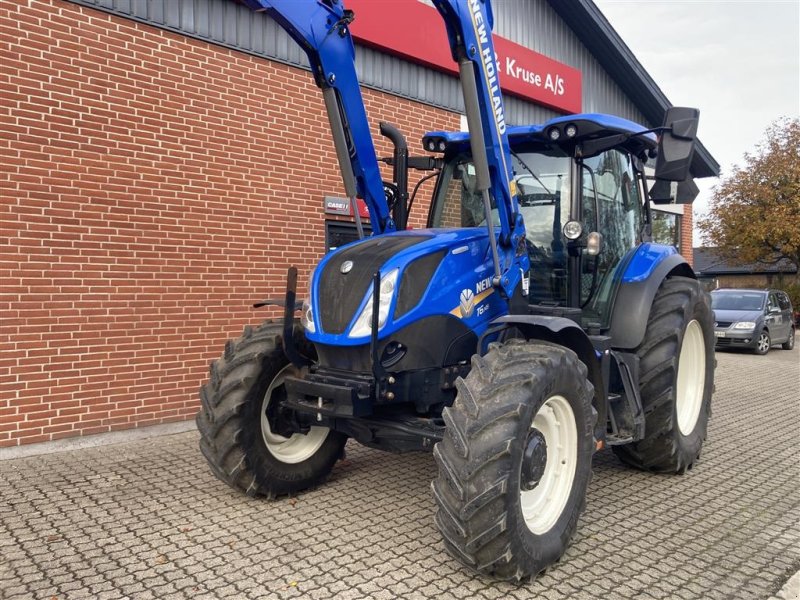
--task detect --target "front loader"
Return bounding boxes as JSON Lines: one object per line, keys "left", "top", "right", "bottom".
{"left": 196, "top": 0, "right": 714, "bottom": 581}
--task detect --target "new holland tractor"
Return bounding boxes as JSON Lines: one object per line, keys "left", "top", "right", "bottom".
{"left": 196, "top": 0, "right": 714, "bottom": 580}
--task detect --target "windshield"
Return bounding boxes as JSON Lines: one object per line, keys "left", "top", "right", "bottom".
{"left": 513, "top": 151, "right": 571, "bottom": 249}
{"left": 711, "top": 291, "right": 765, "bottom": 311}
{"left": 430, "top": 150, "right": 571, "bottom": 238}
{"left": 429, "top": 150, "right": 571, "bottom": 305}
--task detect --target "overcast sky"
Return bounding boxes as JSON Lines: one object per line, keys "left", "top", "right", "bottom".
{"left": 594, "top": 0, "right": 800, "bottom": 245}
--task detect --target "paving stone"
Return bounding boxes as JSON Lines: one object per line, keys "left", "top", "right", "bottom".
{"left": 1, "top": 349, "right": 798, "bottom": 599}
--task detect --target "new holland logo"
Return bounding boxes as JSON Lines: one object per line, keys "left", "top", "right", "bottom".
{"left": 340, "top": 260, "right": 354, "bottom": 274}
{"left": 459, "top": 288, "right": 475, "bottom": 318}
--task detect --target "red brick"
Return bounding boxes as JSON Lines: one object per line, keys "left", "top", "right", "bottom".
{"left": 0, "top": 0, "right": 452, "bottom": 445}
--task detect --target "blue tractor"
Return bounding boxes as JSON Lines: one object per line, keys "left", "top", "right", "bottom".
{"left": 197, "top": 0, "right": 714, "bottom": 581}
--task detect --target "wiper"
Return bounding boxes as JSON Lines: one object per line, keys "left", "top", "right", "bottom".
{"left": 511, "top": 151, "right": 553, "bottom": 197}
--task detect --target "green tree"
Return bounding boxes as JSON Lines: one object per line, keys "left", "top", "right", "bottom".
{"left": 698, "top": 116, "right": 800, "bottom": 269}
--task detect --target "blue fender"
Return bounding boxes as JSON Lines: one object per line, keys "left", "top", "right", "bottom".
{"left": 490, "top": 314, "right": 603, "bottom": 401}
{"left": 609, "top": 243, "right": 696, "bottom": 349}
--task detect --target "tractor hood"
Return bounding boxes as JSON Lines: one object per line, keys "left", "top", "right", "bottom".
{"left": 304, "top": 228, "right": 509, "bottom": 346}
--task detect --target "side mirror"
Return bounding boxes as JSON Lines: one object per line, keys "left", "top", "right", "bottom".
{"left": 654, "top": 107, "right": 699, "bottom": 182}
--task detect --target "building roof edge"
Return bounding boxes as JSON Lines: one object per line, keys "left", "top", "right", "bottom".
{"left": 546, "top": 0, "right": 720, "bottom": 178}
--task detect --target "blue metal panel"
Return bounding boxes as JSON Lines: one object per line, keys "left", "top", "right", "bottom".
{"left": 622, "top": 243, "right": 678, "bottom": 283}
{"left": 306, "top": 228, "right": 508, "bottom": 345}
{"left": 426, "top": 112, "right": 656, "bottom": 153}
{"left": 239, "top": 0, "right": 393, "bottom": 233}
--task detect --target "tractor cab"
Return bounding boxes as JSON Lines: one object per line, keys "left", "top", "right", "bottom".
{"left": 424, "top": 113, "right": 674, "bottom": 332}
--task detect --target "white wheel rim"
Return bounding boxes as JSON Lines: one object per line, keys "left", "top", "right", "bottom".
{"left": 260, "top": 364, "right": 329, "bottom": 464}
{"left": 676, "top": 320, "right": 706, "bottom": 435}
{"left": 757, "top": 333, "right": 770, "bottom": 353}
{"left": 520, "top": 395, "right": 578, "bottom": 535}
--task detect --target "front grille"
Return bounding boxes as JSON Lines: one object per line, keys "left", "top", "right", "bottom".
{"left": 715, "top": 321, "right": 733, "bottom": 329}
{"left": 318, "top": 235, "right": 429, "bottom": 334}
{"left": 394, "top": 250, "right": 446, "bottom": 320}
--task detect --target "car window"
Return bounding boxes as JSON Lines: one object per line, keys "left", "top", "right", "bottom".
{"left": 777, "top": 293, "right": 791, "bottom": 311}
{"left": 768, "top": 293, "right": 779, "bottom": 312}
{"left": 710, "top": 291, "right": 765, "bottom": 311}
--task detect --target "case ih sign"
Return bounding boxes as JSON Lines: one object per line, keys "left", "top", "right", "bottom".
{"left": 347, "top": 0, "right": 582, "bottom": 114}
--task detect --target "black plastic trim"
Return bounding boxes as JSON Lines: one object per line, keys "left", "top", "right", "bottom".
{"left": 492, "top": 316, "right": 602, "bottom": 393}
{"left": 394, "top": 250, "right": 446, "bottom": 320}
{"left": 318, "top": 235, "right": 427, "bottom": 334}
{"left": 608, "top": 254, "right": 695, "bottom": 349}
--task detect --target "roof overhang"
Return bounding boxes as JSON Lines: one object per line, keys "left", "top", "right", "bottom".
{"left": 547, "top": 0, "right": 720, "bottom": 179}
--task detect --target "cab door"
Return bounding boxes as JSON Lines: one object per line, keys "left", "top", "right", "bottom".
{"left": 578, "top": 149, "right": 643, "bottom": 329}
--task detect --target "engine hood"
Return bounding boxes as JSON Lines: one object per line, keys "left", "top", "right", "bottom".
{"left": 305, "top": 228, "right": 508, "bottom": 345}
{"left": 712, "top": 309, "right": 763, "bottom": 323}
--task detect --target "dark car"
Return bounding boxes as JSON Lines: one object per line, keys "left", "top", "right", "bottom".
{"left": 711, "top": 289, "right": 796, "bottom": 354}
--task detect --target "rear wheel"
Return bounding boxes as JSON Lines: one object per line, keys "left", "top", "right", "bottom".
{"left": 755, "top": 330, "right": 771, "bottom": 355}
{"left": 432, "top": 340, "right": 594, "bottom": 581}
{"left": 613, "top": 277, "right": 714, "bottom": 473}
{"left": 782, "top": 328, "right": 795, "bottom": 350}
{"left": 196, "top": 321, "right": 347, "bottom": 497}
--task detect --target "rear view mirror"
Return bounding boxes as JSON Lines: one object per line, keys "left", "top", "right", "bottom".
{"left": 654, "top": 107, "right": 699, "bottom": 182}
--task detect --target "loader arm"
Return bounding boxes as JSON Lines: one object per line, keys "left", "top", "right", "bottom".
{"left": 242, "top": 0, "right": 394, "bottom": 234}
{"left": 431, "top": 0, "right": 526, "bottom": 298}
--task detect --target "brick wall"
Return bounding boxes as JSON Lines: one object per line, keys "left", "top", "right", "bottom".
{"left": 681, "top": 208, "right": 693, "bottom": 266}
{"left": 0, "top": 0, "right": 459, "bottom": 446}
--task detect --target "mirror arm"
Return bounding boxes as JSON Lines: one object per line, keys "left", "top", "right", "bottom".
{"left": 630, "top": 126, "right": 670, "bottom": 138}
{"left": 640, "top": 172, "right": 653, "bottom": 242}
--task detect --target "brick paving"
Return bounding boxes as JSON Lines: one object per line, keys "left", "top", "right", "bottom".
{"left": 1, "top": 347, "right": 798, "bottom": 599}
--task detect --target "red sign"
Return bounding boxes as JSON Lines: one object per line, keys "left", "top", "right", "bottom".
{"left": 347, "top": 0, "right": 581, "bottom": 114}
{"left": 323, "top": 196, "right": 370, "bottom": 220}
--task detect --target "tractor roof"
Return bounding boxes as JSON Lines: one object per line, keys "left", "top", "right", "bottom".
{"left": 423, "top": 113, "right": 658, "bottom": 159}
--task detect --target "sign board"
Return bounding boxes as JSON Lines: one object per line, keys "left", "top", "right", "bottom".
{"left": 323, "top": 196, "right": 371, "bottom": 219}
{"left": 347, "top": 0, "right": 582, "bottom": 114}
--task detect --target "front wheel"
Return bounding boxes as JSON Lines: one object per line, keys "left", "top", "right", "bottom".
{"left": 196, "top": 321, "right": 347, "bottom": 498}
{"left": 782, "top": 328, "right": 795, "bottom": 350}
{"left": 755, "top": 330, "right": 771, "bottom": 355}
{"left": 432, "top": 340, "right": 594, "bottom": 581}
{"left": 613, "top": 277, "right": 714, "bottom": 473}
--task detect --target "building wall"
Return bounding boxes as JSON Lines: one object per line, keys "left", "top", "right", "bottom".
{"left": 2, "top": 0, "right": 696, "bottom": 446}
{"left": 701, "top": 273, "right": 800, "bottom": 291}
{"left": 0, "top": 0, "right": 458, "bottom": 446}
{"left": 69, "top": 0, "right": 652, "bottom": 128}
{"left": 681, "top": 209, "right": 694, "bottom": 266}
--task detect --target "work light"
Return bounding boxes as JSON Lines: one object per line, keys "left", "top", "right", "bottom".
{"left": 563, "top": 220, "right": 582, "bottom": 240}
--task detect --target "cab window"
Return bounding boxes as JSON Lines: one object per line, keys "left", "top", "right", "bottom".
{"left": 580, "top": 150, "right": 643, "bottom": 327}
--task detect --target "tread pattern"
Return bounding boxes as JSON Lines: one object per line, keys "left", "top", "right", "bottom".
{"left": 432, "top": 340, "right": 594, "bottom": 581}
{"left": 196, "top": 320, "right": 345, "bottom": 498}
{"left": 613, "top": 277, "right": 714, "bottom": 473}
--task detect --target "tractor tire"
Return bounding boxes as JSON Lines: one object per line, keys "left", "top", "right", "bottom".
{"left": 613, "top": 277, "right": 714, "bottom": 474}
{"left": 781, "top": 328, "right": 795, "bottom": 350}
{"left": 432, "top": 340, "right": 594, "bottom": 582}
{"left": 755, "top": 330, "right": 771, "bottom": 355}
{"left": 196, "top": 321, "right": 347, "bottom": 498}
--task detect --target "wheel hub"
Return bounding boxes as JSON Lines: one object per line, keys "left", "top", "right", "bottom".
{"left": 521, "top": 428, "right": 548, "bottom": 491}
{"left": 260, "top": 364, "right": 330, "bottom": 464}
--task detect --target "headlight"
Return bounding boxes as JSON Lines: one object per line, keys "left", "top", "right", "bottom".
{"left": 349, "top": 269, "right": 399, "bottom": 338}
{"left": 733, "top": 321, "right": 756, "bottom": 330}
{"left": 563, "top": 220, "right": 583, "bottom": 240}
{"left": 300, "top": 298, "right": 315, "bottom": 333}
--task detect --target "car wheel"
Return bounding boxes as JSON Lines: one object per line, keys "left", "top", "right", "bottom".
{"left": 755, "top": 330, "right": 771, "bottom": 355}
{"left": 782, "top": 328, "right": 795, "bottom": 350}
